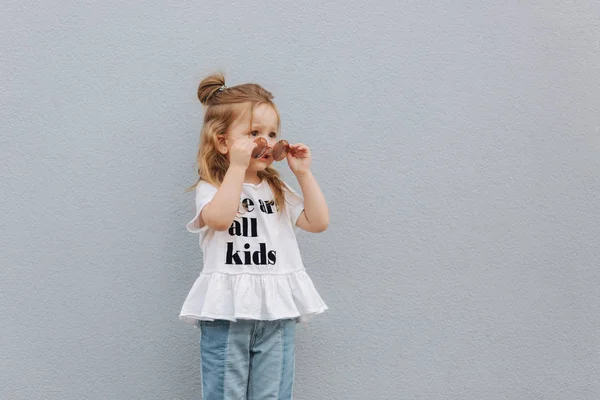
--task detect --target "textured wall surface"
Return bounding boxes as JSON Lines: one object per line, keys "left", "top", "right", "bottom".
{"left": 2, "top": 1, "right": 599, "bottom": 399}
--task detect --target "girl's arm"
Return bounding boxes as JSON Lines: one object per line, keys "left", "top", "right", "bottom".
{"left": 295, "top": 171, "right": 330, "bottom": 233}
{"left": 201, "top": 139, "right": 256, "bottom": 231}
{"left": 287, "top": 143, "right": 329, "bottom": 233}
{"left": 200, "top": 165, "right": 246, "bottom": 231}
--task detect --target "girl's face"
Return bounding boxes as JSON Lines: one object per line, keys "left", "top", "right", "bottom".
{"left": 225, "top": 103, "right": 280, "bottom": 172}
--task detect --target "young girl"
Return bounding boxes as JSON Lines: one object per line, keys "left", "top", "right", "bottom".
{"left": 180, "top": 73, "right": 329, "bottom": 399}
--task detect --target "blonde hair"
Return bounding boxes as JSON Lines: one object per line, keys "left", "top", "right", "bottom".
{"left": 189, "top": 73, "right": 290, "bottom": 212}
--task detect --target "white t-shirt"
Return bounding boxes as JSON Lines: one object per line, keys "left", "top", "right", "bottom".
{"left": 179, "top": 179, "right": 328, "bottom": 324}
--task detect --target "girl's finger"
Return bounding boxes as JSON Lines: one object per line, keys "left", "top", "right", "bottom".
{"left": 290, "top": 146, "right": 308, "bottom": 156}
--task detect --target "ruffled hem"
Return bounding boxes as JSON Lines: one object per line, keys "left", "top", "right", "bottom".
{"left": 179, "top": 269, "right": 328, "bottom": 325}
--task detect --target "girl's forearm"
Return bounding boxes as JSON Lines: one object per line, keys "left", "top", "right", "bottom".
{"left": 296, "top": 171, "right": 329, "bottom": 229}
{"left": 202, "top": 165, "right": 246, "bottom": 231}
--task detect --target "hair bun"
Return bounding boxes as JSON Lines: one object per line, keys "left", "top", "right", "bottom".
{"left": 198, "top": 73, "right": 226, "bottom": 105}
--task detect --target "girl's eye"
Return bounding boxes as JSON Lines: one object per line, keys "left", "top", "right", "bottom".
{"left": 269, "top": 132, "right": 277, "bottom": 138}
{"left": 249, "top": 130, "right": 259, "bottom": 137}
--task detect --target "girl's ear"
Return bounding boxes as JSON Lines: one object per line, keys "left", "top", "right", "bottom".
{"left": 217, "top": 136, "right": 229, "bottom": 155}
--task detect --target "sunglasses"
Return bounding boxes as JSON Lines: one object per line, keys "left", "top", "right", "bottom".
{"left": 227, "top": 137, "right": 290, "bottom": 161}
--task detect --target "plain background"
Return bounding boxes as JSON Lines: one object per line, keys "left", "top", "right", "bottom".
{"left": 2, "top": 1, "right": 599, "bottom": 399}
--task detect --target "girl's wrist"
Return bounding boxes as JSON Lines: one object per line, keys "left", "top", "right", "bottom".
{"left": 294, "top": 170, "right": 313, "bottom": 179}
{"left": 228, "top": 164, "right": 247, "bottom": 174}
{"left": 225, "top": 164, "right": 247, "bottom": 184}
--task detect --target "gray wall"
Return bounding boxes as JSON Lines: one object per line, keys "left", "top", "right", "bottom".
{"left": 2, "top": 1, "right": 599, "bottom": 399}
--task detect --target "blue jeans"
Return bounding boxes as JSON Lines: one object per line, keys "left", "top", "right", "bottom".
{"left": 199, "top": 318, "right": 296, "bottom": 400}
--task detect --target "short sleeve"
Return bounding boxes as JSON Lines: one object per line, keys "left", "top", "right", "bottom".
{"left": 284, "top": 183, "right": 305, "bottom": 226}
{"left": 186, "top": 181, "right": 218, "bottom": 233}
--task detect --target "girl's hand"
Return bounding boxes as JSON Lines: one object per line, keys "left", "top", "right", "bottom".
{"left": 229, "top": 139, "right": 257, "bottom": 169}
{"left": 287, "top": 143, "right": 312, "bottom": 176}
